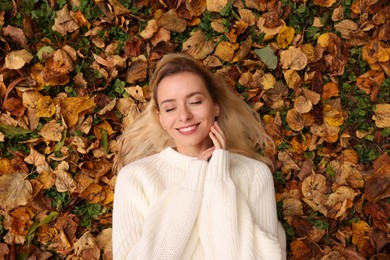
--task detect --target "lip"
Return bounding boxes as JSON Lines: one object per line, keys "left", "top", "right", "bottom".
{"left": 176, "top": 124, "right": 199, "bottom": 135}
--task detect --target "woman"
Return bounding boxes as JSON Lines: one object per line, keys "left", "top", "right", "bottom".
{"left": 113, "top": 53, "right": 286, "bottom": 259}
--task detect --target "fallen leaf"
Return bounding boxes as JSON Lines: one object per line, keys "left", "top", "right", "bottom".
{"left": 280, "top": 46, "right": 308, "bottom": 70}
{"left": 206, "top": 0, "right": 228, "bottom": 12}
{"left": 352, "top": 221, "right": 375, "bottom": 257}
{"left": 126, "top": 61, "right": 148, "bottom": 84}
{"left": 5, "top": 49, "right": 33, "bottom": 70}
{"left": 39, "top": 120, "right": 64, "bottom": 142}
{"left": 52, "top": 5, "right": 79, "bottom": 36}
{"left": 0, "top": 172, "right": 33, "bottom": 211}
{"left": 2, "top": 25, "right": 29, "bottom": 49}
{"left": 140, "top": 19, "right": 158, "bottom": 39}
{"left": 283, "top": 69, "right": 302, "bottom": 90}
{"left": 313, "top": 0, "right": 336, "bottom": 7}
{"left": 365, "top": 165, "right": 390, "bottom": 202}
{"left": 372, "top": 103, "right": 390, "bottom": 128}
{"left": 330, "top": 160, "right": 364, "bottom": 189}
{"left": 57, "top": 96, "right": 96, "bottom": 128}
{"left": 322, "top": 82, "right": 339, "bottom": 99}
{"left": 3, "top": 97, "right": 26, "bottom": 117}
{"left": 254, "top": 44, "right": 278, "bottom": 70}
{"left": 277, "top": 26, "right": 295, "bottom": 49}
{"left": 214, "top": 41, "right": 239, "bottom": 62}
{"left": 157, "top": 10, "right": 187, "bottom": 33}
{"left": 182, "top": 30, "right": 214, "bottom": 60}
{"left": 36, "top": 96, "right": 56, "bottom": 118}
{"left": 294, "top": 96, "right": 313, "bottom": 114}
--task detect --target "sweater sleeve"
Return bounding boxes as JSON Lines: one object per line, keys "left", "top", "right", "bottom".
{"left": 198, "top": 149, "right": 282, "bottom": 260}
{"left": 113, "top": 160, "right": 207, "bottom": 260}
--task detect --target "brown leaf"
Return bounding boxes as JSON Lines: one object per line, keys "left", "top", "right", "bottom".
{"left": 372, "top": 103, "right": 390, "bottom": 128}
{"left": 10, "top": 207, "right": 33, "bottom": 236}
{"left": 352, "top": 221, "right": 375, "bottom": 257}
{"left": 2, "top": 25, "right": 29, "bottom": 49}
{"left": 206, "top": 0, "right": 228, "bottom": 12}
{"left": 158, "top": 10, "right": 187, "bottom": 33}
{"left": 183, "top": 30, "right": 214, "bottom": 60}
{"left": 282, "top": 198, "right": 303, "bottom": 217}
{"left": 330, "top": 160, "right": 364, "bottom": 189}
{"left": 3, "top": 97, "right": 26, "bottom": 117}
{"left": 294, "top": 96, "right": 313, "bottom": 114}
{"left": 283, "top": 69, "right": 302, "bottom": 90}
{"left": 39, "top": 120, "right": 64, "bottom": 142}
{"left": 0, "top": 172, "right": 33, "bottom": 211}
{"left": 52, "top": 5, "right": 79, "bottom": 36}
{"left": 126, "top": 61, "right": 148, "bottom": 84}
{"left": 150, "top": 27, "right": 171, "bottom": 47}
{"left": 280, "top": 46, "right": 308, "bottom": 70}
{"left": 140, "top": 19, "right": 158, "bottom": 39}
{"left": 0, "top": 159, "right": 15, "bottom": 175}
{"left": 186, "top": 0, "right": 207, "bottom": 16}
{"left": 365, "top": 164, "right": 390, "bottom": 202}
{"left": 356, "top": 70, "right": 385, "bottom": 94}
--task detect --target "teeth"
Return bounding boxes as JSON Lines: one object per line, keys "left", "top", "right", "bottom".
{"left": 179, "top": 125, "right": 196, "bottom": 132}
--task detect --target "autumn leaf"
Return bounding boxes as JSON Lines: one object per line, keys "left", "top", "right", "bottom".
{"left": 57, "top": 96, "right": 96, "bottom": 128}
{"left": 0, "top": 172, "right": 33, "bottom": 211}
{"left": 372, "top": 103, "right": 390, "bottom": 128}
{"left": 5, "top": 49, "right": 33, "bottom": 70}
{"left": 52, "top": 5, "right": 80, "bottom": 36}
{"left": 277, "top": 26, "right": 295, "bottom": 49}
{"left": 182, "top": 30, "right": 214, "bottom": 60}
{"left": 279, "top": 46, "right": 308, "bottom": 70}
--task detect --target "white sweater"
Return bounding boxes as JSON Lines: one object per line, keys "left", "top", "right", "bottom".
{"left": 113, "top": 147, "right": 284, "bottom": 260}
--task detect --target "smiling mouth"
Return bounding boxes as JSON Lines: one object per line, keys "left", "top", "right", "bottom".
{"left": 176, "top": 124, "right": 199, "bottom": 134}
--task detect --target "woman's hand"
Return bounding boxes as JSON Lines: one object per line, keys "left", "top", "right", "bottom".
{"left": 198, "top": 121, "right": 226, "bottom": 161}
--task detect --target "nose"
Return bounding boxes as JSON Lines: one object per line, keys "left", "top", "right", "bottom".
{"left": 179, "top": 105, "right": 192, "bottom": 122}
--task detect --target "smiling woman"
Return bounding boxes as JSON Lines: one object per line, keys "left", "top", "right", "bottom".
{"left": 112, "top": 52, "right": 286, "bottom": 259}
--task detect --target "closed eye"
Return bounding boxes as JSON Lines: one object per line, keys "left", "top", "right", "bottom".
{"left": 190, "top": 101, "right": 202, "bottom": 105}
{"left": 165, "top": 107, "right": 175, "bottom": 112}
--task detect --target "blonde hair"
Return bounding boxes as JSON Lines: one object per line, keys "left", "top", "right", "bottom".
{"left": 113, "top": 53, "right": 274, "bottom": 173}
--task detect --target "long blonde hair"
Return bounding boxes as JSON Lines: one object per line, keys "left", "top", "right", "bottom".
{"left": 113, "top": 53, "right": 274, "bottom": 173}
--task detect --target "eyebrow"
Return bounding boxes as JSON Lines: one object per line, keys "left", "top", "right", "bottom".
{"left": 159, "top": 91, "right": 205, "bottom": 106}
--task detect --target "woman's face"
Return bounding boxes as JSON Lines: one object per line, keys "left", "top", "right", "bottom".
{"left": 156, "top": 72, "right": 220, "bottom": 157}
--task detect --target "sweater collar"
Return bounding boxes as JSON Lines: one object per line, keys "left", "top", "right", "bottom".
{"left": 160, "top": 147, "right": 199, "bottom": 170}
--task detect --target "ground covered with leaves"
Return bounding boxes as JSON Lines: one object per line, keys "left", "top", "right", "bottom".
{"left": 0, "top": 0, "right": 389, "bottom": 259}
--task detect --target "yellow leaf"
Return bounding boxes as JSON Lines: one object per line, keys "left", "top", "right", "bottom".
{"left": 277, "top": 26, "right": 295, "bottom": 49}
{"left": 373, "top": 103, "right": 390, "bottom": 128}
{"left": 36, "top": 96, "right": 56, "bottom": 118}
{"left": 260, "top": 73, "right": 276, "bottom": 90}
{"left": 317, "top": 33, "right": 331, "bottom": 48}
{"left": 57, "top": 96, "right": 96, "bottom": 128}
{"left": 324, "top": 105, "right": 344, "bottom": 127}
{"left": 214, "top": 41, "right": 239, "bottom": 62}
{"left": 0, "top": 158, "right": 15, "bottom": 174}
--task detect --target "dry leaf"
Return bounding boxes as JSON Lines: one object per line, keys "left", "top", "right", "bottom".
{"left": 372, "top": 103, "right": 390, "bottom": 128}
{"left": 2, "top": 25, "right": 29, "bottom": 49}
{"left": 39, "top": 120, "right": 64, "bottom": 142}
{"left": 206, "top": 0, "right": 228, "bottom": 12}
{"left": 57, "top": 96, "right": 96, "bottom": 128}
{"left": 313, "top": 0, "right": 336, "bottom": 7}
{"left": 5, "top": 49, "right": 33, "bottom": 70}
{"left": 280, "top": 46, "right": 308, "bottom": 70}
{"left": 277, "top": 26, "right": 295, "bottom": 49}
{"left": 158, "top": 10, "right": 187, "bottom": 33}
{"left": 294, "top": 96, "right": 313, "bottom": 114}
{"left": 322, "top": 82, "right": 339, "bottom": 99}
{"left": 0, "top": 172, "right": 33, "bottom": 211}
{"left": 214, "top": 41, "right": 239, "bottom": 62}
{"left": 140, "top": 20, "right": 158, "bottom": 39}
{"left": 52, "top": 5, "right": 79, "bottom": 36}
{"left": 183, "top": 30, "right": 214, "bottom": 60}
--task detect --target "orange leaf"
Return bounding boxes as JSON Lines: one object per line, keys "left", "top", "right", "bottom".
{"left": 214, "top": 41, "right": 239, "bottom": 62}
{"left": 322, "top": 82, "right": 339, "bottom": 99}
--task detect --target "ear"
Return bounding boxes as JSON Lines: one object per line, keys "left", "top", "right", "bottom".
{"left": 214, "top": 103, "right": 220, "bottom": 117}
{"left": 156, "top": 110, "right": 165, "bottom": 129}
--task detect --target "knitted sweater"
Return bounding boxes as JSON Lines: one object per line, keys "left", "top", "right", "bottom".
{"left": 113, "top": 147, "right": 283, "bottom": 260}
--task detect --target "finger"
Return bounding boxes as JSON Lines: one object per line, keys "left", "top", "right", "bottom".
{"left": 210, "top": 125, "right": 226, "bottom": 149}
{"left": 209, "top": 130, "right": 225, "bottom": 149}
